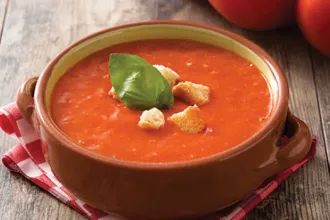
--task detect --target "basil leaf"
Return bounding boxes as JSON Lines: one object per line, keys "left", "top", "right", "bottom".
{"left": 109, "top": 53, "right": 174, "bottom": 110}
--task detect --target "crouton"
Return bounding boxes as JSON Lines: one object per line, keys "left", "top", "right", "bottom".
{"left": 108, "top": 87, "right": 120, "bottom": 101}
{"left": 168, "top": 105, "right": 205, "bottom": 134}
{"left": 153, "top": 64, "right": 179, "bottom": 87}
{"left": 172, "top": 81, "right": 210, "bottom": 106}
{"left": 138, "top": 108, "right": 165, "bottom": 129}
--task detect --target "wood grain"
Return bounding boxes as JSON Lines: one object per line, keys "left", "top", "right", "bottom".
{"left": 0, "top": 0, "right": 88, "bottom": 218}
{"left": 311, "top": 49, "right": 330, "bottom": 170}
{"left": 0, "top": 0, "right": 8, "bottom": 43}
{"left": 0, "top": 0, "right": 329, "bottom": 220}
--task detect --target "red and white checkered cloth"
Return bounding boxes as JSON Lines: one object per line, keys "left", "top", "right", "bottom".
{"left": 0, "top": 103, "right": 316, "bottom": 220}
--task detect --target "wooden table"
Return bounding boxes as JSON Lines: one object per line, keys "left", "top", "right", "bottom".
{"left": 0, "top": 1, "right": 329, "bottom": 219}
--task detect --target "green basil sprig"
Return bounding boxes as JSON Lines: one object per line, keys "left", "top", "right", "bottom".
{"left": 109, "top": 53, "right": 174, "bottom": 110}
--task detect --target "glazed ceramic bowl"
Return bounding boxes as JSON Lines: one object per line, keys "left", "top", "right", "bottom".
{"left": 17, "top": 21, "right": 311, "bottom": 219}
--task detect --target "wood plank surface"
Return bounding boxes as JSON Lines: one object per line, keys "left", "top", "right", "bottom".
{"left": 0, "top": 0, "right": 8, "bottom": 43}
{"left": 311, "top": 50, "right": 330, "bottom": 167}
{"left": 0, "top": 0, "right": 329, "bottom": 220}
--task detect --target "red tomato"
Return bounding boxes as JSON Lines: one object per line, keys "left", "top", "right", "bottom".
{"left": 297, "top": 0, "right": 330, "bottom": 57}
{"left": 209, "top": 0, "right": 296, "bottom": 30}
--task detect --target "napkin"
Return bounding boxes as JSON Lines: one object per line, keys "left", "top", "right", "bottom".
{"left": 0, "top": 103, "right": 316, "bottom": 220}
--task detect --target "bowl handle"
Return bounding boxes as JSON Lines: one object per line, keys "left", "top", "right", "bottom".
{"left": 16, "top": 77, "right": 39, "bottom": 125}
{"left": 260, "top": 111, "right": 312, "bottom": 179}
{"left": 276, "top": 112, "right": 312, "bottom": 167}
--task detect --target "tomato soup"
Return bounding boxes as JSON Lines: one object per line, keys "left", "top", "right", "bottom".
{"left": 51, "top": 39, "right": 273, "bottom": 162}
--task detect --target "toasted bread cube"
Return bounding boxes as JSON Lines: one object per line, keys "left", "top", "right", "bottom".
{"left": 168, "top": 105, "right": 205, "bottom": 133}
{"left": 108, "top": 87, "right": 120, "bottom": 101}
{"left": 153, "top": 64, "right": 179, "bottom": 87}
{"left": 139, "top": 108, "right": 165, "bottom": 129}
{"left": 172, "top": 81, "right": 210, "bottom": 106}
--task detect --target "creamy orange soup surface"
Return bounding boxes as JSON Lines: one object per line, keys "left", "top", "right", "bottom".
{"left": 51, "top": 39, "right": 273, "bottom": 163}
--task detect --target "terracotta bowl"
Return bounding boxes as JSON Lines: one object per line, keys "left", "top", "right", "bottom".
{"left": 16, "top": 21, "right": 311, "bottom": 219}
